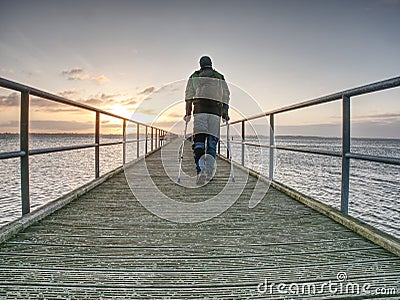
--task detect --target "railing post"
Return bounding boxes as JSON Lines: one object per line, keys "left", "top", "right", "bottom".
{"left": 157, "top": 129, "right": 159, "bottom": 148}
{"left": 218, "top": 140, "right": 220, "bottom": 155}
{"left": 156, "top": 129, "right": 158, "bottom": 149}
{"left": 269, "top": 114, "right": 275, "bottom": 180}
{"left": 145, "top": 126, "right": 148, "bottom": 154}
{"left": 341, "top": 95, "right": 351, "bottom": 214}
{"left": 151, "top": 127, "right": 154, "bottom": 152}
{"left": 122, "top": 120, "right": 126, "bottom": 165}
{"left": 136, "top": 123, "right": 140, "bottom": 158}
{"left": 241, "top": 120, "right": 245, "bottom": 166}
{"left": 95, "top": 112, "right": 100, "bottom": 178}
{"left": 226, "top": 126, "right": 229, "bottom": 158}
{"left": 20, "top": 91, "right": 30, "bottom": 215}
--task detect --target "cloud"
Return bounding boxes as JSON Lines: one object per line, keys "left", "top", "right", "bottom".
{"left": 0, "top": 90, "right": 138, "bottom": 115}
{"left": 71, "top": 92, "right": 138, "bottom": 112}
{"left": 138, "top": 86, "right": 156, "bottom": 95}
{"left": 353, "top": 112, "right": 400, "bottom": 121}
{"left": 84, "top": 97, "right": 104, "bottom": 106}
{"left": 165, "top": 112, "right": 182, "bottom": 118}
{"left": 82, "top": 93, "right": 118, "bottom": 106}
{"left": 137, "top": 108, "right": 158, "bottom": 116}
{"left": 58, "top": 88, "right": 80, "bottom": 98}
{"left": 0, "top": 92, "right": 79, "bottom": 112}
{"left": 61, "top": 68, "right": 90, "bottom": 80}
{"left": 0, "top": 92, "right": 19, "bottom": 107}
{"left": 61, "top": 68, "right": 109, "bottom": 83}
{"left": 330, "top": 112, "right": 400, "bottom": 123}
{"left": 101, "top": 122, "right": 123, "bottom": 129}
{"left": 0, "top": 120, "right": 94, "bottom": 132}
{"left": 125, "top": 99, "right": 138, "bottom": 105}
{"left": 92, "top": 75, "right": 109, "bottom": 84}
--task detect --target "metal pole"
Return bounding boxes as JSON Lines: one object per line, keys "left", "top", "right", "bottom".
{"left": 163, "top": 130, "right": 165, "bottom": 146}
{"left": 136, "top": 123, "right": 140, "bottom": 158}
{"left": 122, "top": 120, "right": 126, "bottom": 164}
{"left": 226, "top": 119, "right": 235, "bottom": 182}
{"left": 218, "top": 140, "right": 220, "bottom": 155}
{"left": 177, "top": 120, "right": 189, "bottom": 183}
{"left": 151, "top": 127, "right": 154, "bottom": 151}
{"left": 341, "top": 95, "right": 351, "bottom": 214}
{"left": 20, "top": 91, "right": 30, "bottom": 215}
{"left": 95, "top": 112, "right": 100, "bottom": 178}
{"left": 241, "top": 120, "right": 245, "bottom": 166}
{"left": 269, "top": 114, "right": 275, "bottom": 180}
{"left": 155, "top": 129, "right": 158, "bottom": 149}
{"left": 226, "top": 126, "right": 229, "bottom": 158}
{"left": 145, "top": 126, "right": 148, "bottom": 154}
{"left": 157, "top": 129, "right": 160, "bottom": 148}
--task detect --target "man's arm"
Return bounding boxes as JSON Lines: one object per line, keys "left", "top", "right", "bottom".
{"left": 220, "top": 74, "right": 230, "bottom": 121}
{"left": 221, "top": 76, "right": 230, "bottom": 105}
{"left": 185, "top": 75, "right": 195, "bottom": 117}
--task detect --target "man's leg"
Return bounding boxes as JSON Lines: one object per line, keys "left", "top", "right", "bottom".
{"left": 206, "top": 134, "right": 219, "bottom": 159}
{"left": 193, "top": 133, "right": 206, "bottom": 174}
{"left": 205, "top": 134, "right": 219, "bottom": 179}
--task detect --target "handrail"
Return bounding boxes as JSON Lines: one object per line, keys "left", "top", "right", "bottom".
{"left": 227, "top": 76, "right": 400, "bottom": 125}
{"left": 0, "top": 77, "right": 172, "bottom": 217}
{"left": 219, "top": 76, "right": 400, "bottom": 214}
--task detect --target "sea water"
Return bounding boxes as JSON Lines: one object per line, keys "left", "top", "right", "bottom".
{"left": 0, "top": 134, "right": 399, "bottom": 238}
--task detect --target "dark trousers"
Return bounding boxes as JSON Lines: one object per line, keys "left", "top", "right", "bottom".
{"left": 192, "top": 133, "right": 219, "bottom": 174}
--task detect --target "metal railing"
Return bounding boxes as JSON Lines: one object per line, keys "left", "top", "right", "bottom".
{"left": 220, "top": 76, "right": 400, "bottom": 214}
{"left": 0, "top": 77, "right": 170, "bottom": 216}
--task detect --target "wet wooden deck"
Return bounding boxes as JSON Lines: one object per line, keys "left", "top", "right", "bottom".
{"left": 0, "top": 139, "right": 399, "bottom": 299}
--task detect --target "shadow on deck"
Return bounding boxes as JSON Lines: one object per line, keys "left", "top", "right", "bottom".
{"left": 0, "top": 139, "right": 399, "bottom": 299}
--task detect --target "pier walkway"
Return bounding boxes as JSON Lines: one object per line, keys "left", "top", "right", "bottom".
{"left": 0, "top": 139, "right": 399, "bottom": 299}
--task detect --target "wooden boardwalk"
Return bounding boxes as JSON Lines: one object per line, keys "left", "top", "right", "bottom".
{"left": 0, "top": 139, "right": 399, "bottom": 299}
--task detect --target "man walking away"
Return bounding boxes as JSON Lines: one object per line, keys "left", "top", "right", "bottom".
{"left": 184, "top": 56, "right": 230, "bottom": 185}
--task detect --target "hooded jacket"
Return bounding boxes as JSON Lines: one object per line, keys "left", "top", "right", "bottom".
{"left": 185, "top": 67, "right": 230, "bottom": 117}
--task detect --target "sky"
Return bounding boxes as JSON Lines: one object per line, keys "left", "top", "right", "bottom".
{"left": 0, "top": 0, "right": 399, "bottom": 137}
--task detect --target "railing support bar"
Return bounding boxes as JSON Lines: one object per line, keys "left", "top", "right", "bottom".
{"left": 151, "top": 128, "right": 154, "bottom": 152}
{"left": 136, "top": 124, "right": 140, "bottom": 158}
{"left": 241, "top": 121, "right": 245, "bottom": 166}
{"left": 122, "top": 120, "right": 126, "bottom": 165}
{"left": 155, "top": 129, "right": 158, "bottom": 149}
{"left": 341, "top": 95, "right": 351, "bottom": 214}
{"left": 145, "top": 126, "right": 148, "bottom": 154}
{"left": 95, "top": 112, "right": 100, "bottom": 178}
{"left": 269, "top": 114, "right": 275, "bottom": 180}
{"left": 20, "top": 91, "right": 30, "bottom": 215}
{"left": 226, "top": 126, "right": 230, "bottom": 158}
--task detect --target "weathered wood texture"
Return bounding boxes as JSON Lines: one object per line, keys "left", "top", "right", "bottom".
{"left": 0, "top": 140, "right": 399, "bottom": 299}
